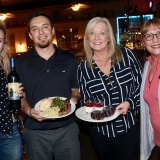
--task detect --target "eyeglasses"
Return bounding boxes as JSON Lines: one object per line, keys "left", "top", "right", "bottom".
{"left": 143, "top": 31, "right": 160, "bottom": 41}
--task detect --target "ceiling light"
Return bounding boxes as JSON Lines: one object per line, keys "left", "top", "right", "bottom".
{"left": 66, "top": 3, "right": 90, "bottom": 12}
{"left": 71, "top": 4, "right": 80, "bottom": 11}
{"left": 0, "top": 14, "right": 7, "bottom": 21}
{"left": 149, "top": 1, "right": 153, "bottom": 8}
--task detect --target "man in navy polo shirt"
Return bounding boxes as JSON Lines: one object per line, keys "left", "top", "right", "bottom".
{"left": 16, "top": 12, "right": 80, "bottom": 160}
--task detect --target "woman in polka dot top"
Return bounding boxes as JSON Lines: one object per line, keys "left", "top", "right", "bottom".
{"left": 0, "top": 20, "right": 23, "bottom": 160}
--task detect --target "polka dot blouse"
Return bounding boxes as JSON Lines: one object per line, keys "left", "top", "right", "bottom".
{"left": 0, "top": 65, "right": 14, "bottom": 133}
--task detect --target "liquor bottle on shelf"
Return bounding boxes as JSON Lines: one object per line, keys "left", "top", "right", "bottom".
{"left": 7, "top": 57, "right": 21, "bottom": 110}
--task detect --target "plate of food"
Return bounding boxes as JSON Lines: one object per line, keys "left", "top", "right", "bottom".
{"left": 35, "top": 97, "right": 76, "bottom": 119}
{"left": 75, "top": 106, "right": 120, "bottom": 123}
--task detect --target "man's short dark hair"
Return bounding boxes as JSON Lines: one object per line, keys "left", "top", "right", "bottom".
{"left": 27, "top": 12, "right": 54, "bottom": 32}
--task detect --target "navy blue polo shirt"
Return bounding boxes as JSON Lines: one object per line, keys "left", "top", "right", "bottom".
{"left": 16, "top": 45, "right": 78, "bottom": 130}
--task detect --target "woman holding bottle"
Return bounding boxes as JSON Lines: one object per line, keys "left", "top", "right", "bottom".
{"left": 140, "top": 18, "right": 160, "bottom": 160}
{"left": 0, "top": 20, "right": 23, "bottom": 160}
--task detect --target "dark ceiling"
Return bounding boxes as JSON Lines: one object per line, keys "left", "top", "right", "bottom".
{"left": 0, "top": 0, "right": 110, "bottom": 12}
{"left": 0, "top": 0, "right": 124, "bottom": 28}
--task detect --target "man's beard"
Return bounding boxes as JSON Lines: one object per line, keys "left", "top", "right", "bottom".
{"left": 37, "top": 41, "right": 50, "bottom": 48}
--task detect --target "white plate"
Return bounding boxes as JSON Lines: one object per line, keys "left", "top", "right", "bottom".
{"left": 75, "top": 107, "right": 120, "bottom": 123}
{"left": 35, "top": 97, "right": 76, "bottom": 119}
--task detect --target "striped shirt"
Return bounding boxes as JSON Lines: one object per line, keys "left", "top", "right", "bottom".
{"left": 77, "top": 47, "right": 142, "bottom": 137}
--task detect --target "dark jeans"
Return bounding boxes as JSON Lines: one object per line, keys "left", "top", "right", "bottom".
{"left": 23, "top": 122, "right": 80, "bottom": 160}
{"left": 0, "top": 122, "right": 23, "bottom": 160}
{"left": 89, "top": 125, "right": 139, "bottom": 160}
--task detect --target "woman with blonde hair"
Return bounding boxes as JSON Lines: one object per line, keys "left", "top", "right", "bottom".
{"left": 0, "top": 20, "right": 23, "bottom": 160}
{"left": 140, "top": 18, "right": 160, "bottom": 160}
{"left": 77, "top": 17, "right": 142, "bottom": 160}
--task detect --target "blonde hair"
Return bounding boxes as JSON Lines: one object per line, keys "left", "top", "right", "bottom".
{"left": 141, "top": 18, "right": 160, "bottom": 36}
{"left": 83, "top": 17, "right": 122, "bottom": 68}
{"left": 0, "top": 20, "right": 11, "bottom": 75}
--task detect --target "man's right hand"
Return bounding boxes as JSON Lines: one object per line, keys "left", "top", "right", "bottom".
{"left": 30, "top": 108, "right": 44, "bottom": 122}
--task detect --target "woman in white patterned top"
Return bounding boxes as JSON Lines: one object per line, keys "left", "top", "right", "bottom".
{"left": 77, "top": 17, "right": 142, "bottom": 160}
{"left": 0, "top": 20, "right": 23, "bottom": 160}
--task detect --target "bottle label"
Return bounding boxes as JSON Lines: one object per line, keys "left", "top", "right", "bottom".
{"left": 8, "top": 83, "right": 20, "bottom": 100}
